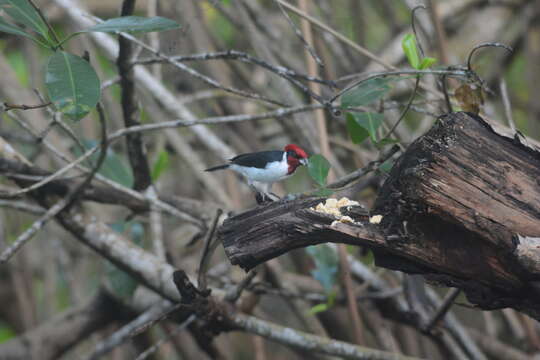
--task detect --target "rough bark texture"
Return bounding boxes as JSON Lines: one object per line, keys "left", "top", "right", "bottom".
{"left": 219, "top": 112, "right": 540, "bottom": 320}
{"left": 372, "top": 112, "right": 540, "bottom": 317}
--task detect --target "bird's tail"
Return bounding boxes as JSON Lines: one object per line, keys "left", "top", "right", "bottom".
{"left": 205, "top": 164, "right": 229, "bottom": 172}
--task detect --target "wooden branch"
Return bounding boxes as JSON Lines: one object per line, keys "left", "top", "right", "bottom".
{"left": 0, "top": 291, "right": 123, "bottom": 360}
{"left": 219, "top": 112, "right": 540, "bottom": 319}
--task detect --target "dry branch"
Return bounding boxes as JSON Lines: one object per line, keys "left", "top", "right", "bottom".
{"left": 0, "top": 291, "right": 124, "bottom": 360}
{"left": 220, "top": 112, "right": 540, "bottom": 320}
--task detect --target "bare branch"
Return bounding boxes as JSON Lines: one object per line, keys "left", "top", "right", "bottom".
{"left": 230, "top": 312, "right": 421, "bottom": 360}
{"left": 117, "top": 0, "right": 153, "bottom": 191}
{"left": 84, "top": 300, "right": 180, "bottom": 360}
{"left": 0, "top": 103, "right": 109, "bottom": 263}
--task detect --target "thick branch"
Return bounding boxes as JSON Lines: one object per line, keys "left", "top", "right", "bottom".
{"left": 219, "top": 112, "right": 540, "bottom": 320}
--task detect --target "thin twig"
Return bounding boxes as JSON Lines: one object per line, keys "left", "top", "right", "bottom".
{"left": 325, "top": 145, "right": 400, "bottom": 190}
{"left": 424, "top": 288, "right": 461, "bottom": 333}
{"left": 0, "top": 103, "right": 108, "bottom": 263}
{"left": 275, "top": 0, "right": 394, "bottom": 70}
{"left": 197, "top": 209, "right": 223, "bottom": 292}
{"left": 133, "top": 50, "right": 335, "bottom": 86}
{"left": 27, "top": 0, "right": 63, "bottom": 49}
{"left": 83, "top": 300, "right": 182, "bottom": 360}
{"left": 384, "top": 76, "right": 421, "bottom": 139}
{"left": 499, "top": 78, "right": 516, "bottom": 132}
{"left": 134, "top": 315, "right": 196, "bottom": 360}
{"left": 225, "top": 270, "right": 257, "bottom": 303}
{"left": 0, "top": 199, "right": 44, "bottom": 215}
{"left": 467, "top": 42, "right": 513, "bottom": 73}
{"left": 330, "top": 68, "right": 468, "bottom": 105}
{"left": 3, "top": 102, "right": 52, "bottom": 111}
{"left": 273, "top": 0, "right": 324, "bottom": 67}
{"left": 116, "top": 33, "right": 288, "bottom": 107}
{"left": 4, "top": 112, "right": 204, "bottom": 226}
{"left": 33, "top": 89, "right": 90, "bottom": 167}
{"left": 411, "top": 5, "right": 427, "bottom": 58}
{"left": 441, "top": 74, "right": 453, "bottom": 113}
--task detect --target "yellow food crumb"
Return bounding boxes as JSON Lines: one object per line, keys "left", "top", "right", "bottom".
{"left": 369, "top": 215, "right": 383, "bottom": 224}
{"left": 312, "top": 198, "right": 361, "bottom": 224}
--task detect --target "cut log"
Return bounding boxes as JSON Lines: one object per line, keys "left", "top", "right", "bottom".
{"left": 219, "top": 112, "right": 540, "bottom": 319}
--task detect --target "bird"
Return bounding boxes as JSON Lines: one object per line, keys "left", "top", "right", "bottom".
{"left": 205, "top": 144, "right": 309, "bottom": 202}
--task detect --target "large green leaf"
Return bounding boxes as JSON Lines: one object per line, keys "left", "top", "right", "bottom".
{"left": 341, "top": 78, "right": 391, "bottom": 109}
{"left": 0, "top": 0, "right": 49, "bottom": 40}
{"left": 348, "top": 112, "right": 384, "bottom": 143}
{"left": 45, "top": 51, "right": 100, "bottom": 120}
{"left": 346, "top": 112, "right": 369, "bottom": 144}
{"left": 85, "top": 16, "right": 180, "bottom": 34}
{"left": 74, "top": 140, "right": 134, "bottom": 188}
{"left": 308, "top": 154, "right": 331, "bottom": 187}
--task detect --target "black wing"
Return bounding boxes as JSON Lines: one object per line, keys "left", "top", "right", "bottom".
{"left": 230, "top": 150, "right": 283, "bottom": 169}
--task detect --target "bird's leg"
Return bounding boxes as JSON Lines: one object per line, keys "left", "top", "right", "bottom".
{"left": 255, "top": 192, "right": 266, "bottom": 204}
{"left": 266, "top": 192, "right": 280, "bottom": 201}
{"left": 251, "top": 182, "right": 279, "bottom": 204}
{"left": 261, "top": 182, "right": 280, "bottom": 202}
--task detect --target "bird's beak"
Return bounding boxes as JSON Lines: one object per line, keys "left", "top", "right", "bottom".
{"left": 300, "top": 158, "right": 308, "bottom": 166}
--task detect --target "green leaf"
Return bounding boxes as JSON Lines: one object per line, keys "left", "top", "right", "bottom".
{"left": 45, "top": 51, "right": 101, "bottom": 120}
{"left": 306, "top": 244, "right": 339, "bottom": 293}
{"left": 308, "top": 303, "right": 329, "bottom": 315}
{"left": 85, "top": 16, "right": 180, "bottom": 34}
{"left": 402, "top": 33, "right": 420, "bottom": 69}
{"left": 349, "top": 112, "right": 384, "bottom": 143}
{"left": 341, "top": 77, "right": 391, "bottom": 108}
{"left": 151, "top": 150, "right": 169, "bottom": 181}
{"left": 0, "top": 0, "right": 49, "bottom": 40}
{"left": 74, "top": 140, "right": 134, "bottom": 187}
{"left": 346, "top": 112, "right": 369, "bottom": 144}
{"left": 106, "top": 221, "right": 144, "bottom": 299}
{"left": 419, "top": 57, "right": 437, "bottom": 70}
{"left": 307, "top": 154, "right": 331, "bottom": 187}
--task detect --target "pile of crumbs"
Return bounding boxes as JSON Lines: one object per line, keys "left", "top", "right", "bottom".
{"left": 311, "top": 197, "right": 384, "bottom": 227}
{"left": 311, "top": 197, "right": 360, "bottom": 225}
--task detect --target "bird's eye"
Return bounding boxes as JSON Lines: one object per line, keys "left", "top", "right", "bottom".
{"left": 287, "top": 150, "right": 295, "bottom": 157}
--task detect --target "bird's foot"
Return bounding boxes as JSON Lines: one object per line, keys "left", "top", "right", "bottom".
{"left": 255, "top": 192, "right": 280, "bottom": 205}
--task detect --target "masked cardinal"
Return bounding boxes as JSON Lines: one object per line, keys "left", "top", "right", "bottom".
{"left": 205, "top": 144, "right": 309, "bottom": 202}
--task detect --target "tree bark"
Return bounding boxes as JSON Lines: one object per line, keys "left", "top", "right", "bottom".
{"left": 219, "top": 112, "right": 540, "bottom": 320}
